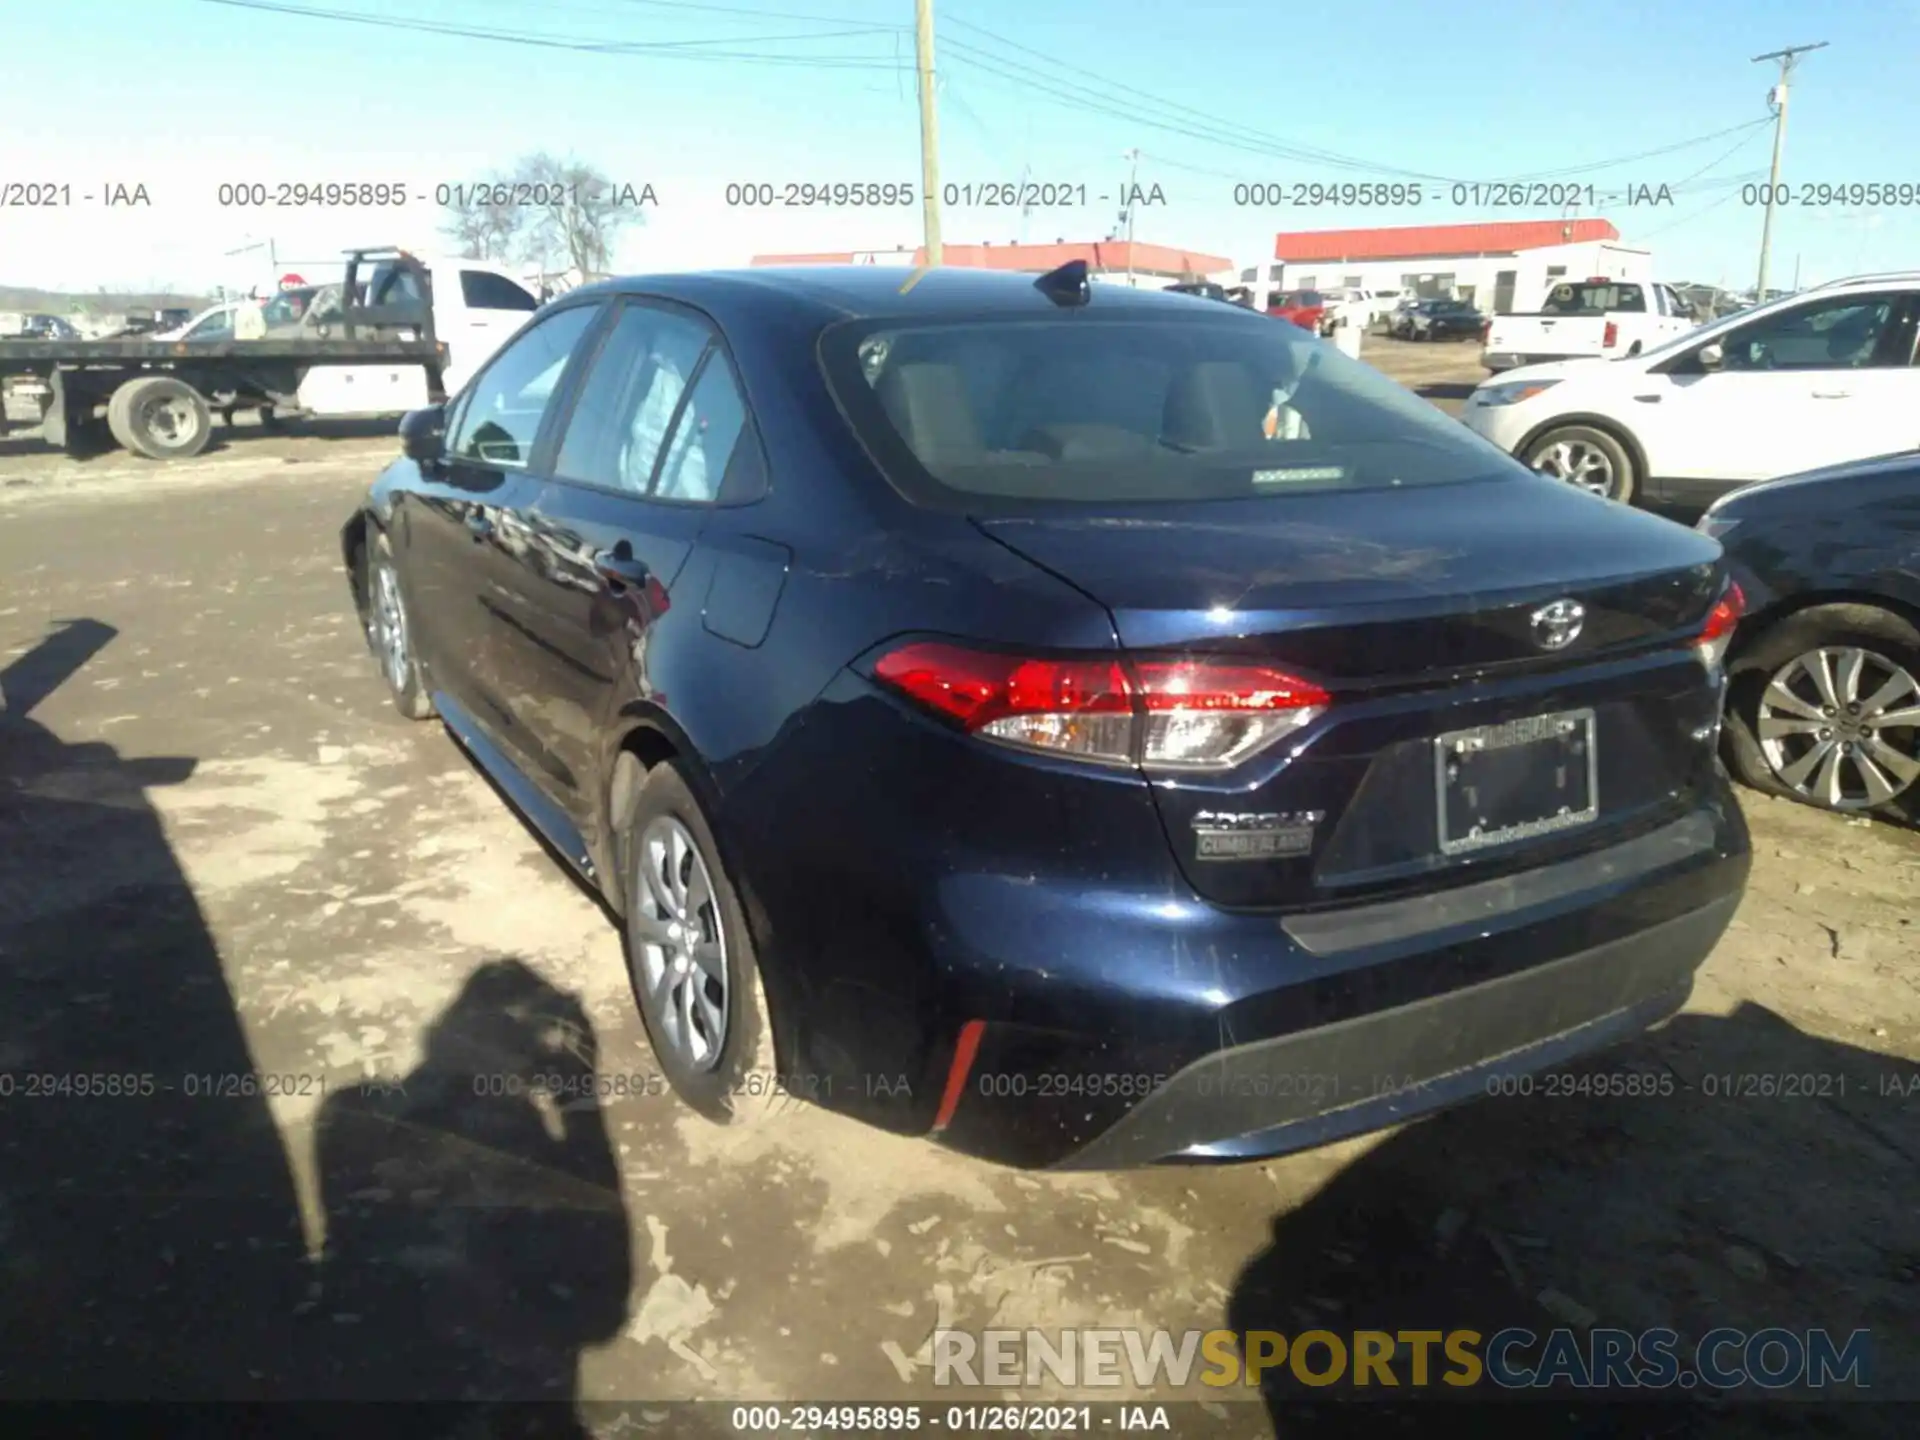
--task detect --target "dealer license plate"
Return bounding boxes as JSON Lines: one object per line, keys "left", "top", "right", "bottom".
{"left": 1435, "top": 708, "right": 1598, "bottom": 856}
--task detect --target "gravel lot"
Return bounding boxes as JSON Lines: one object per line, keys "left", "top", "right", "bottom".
{"left": 1, "top": 337, "right": 1915, "bottom": 1432}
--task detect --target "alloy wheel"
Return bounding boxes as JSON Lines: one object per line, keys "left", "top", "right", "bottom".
{"left": 632, "top": 817, "right": 729, "bottom": 1071}
{"left": 374, "top": 561, "right": 410, "bottom": 693}
{"left": 1757, "top": 645, "right": 1920, "bottom": 810}
{"left": 1530, "top": 439, "right": 1615, "bottom": 498}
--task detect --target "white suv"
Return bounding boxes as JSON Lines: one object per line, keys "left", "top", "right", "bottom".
{"left": 1460, "top": 272, "right": 1920, "bottom": 506}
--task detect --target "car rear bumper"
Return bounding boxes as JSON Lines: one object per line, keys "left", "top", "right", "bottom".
{"left": 1053, "top": 889, "right": 1731, "bottom": 1168}
{"left": 926, "top": 788, "right": 1748, "bottom": 1169}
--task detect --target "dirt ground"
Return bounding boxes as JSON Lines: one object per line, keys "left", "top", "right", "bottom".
{"left": 0, "top": 338, "right": 1915, "bottom": 1435}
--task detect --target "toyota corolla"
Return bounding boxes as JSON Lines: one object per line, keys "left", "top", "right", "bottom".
{"left": 342, "top": 261, "right": 1751, "bottom": 1170}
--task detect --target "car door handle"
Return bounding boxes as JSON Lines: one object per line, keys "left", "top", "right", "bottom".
{"left": 1811, "top": 390, "right": 1852, "bottom": 399}
{"left": 594, "top": 550, "right": 652, "bottom": 589}
{"left": 1632, "top": 394, "right": 1662, "bottom": 403}
{"left": 465, "top": 513, "right": 493, "bottom": 542}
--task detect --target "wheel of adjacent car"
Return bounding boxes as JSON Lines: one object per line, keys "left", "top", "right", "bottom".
{"left": 619, "top": 760, "right": 786, "bottom": 1128}
{"left": 366, "top": 530, "right": 434, "bottom": 720}
{"left": 1521, "top": 424, "right": 1638, "bottom": 505}
{"left": 1723, "top": 602, "right": 1920, "bottom": 820}
{"left": 106, "top": 375, "right": 212, "bottom": 460}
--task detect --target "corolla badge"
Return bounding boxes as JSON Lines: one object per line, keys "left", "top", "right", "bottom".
{"left": 1529, "top": 598, "right": 1586, "bottom": 651}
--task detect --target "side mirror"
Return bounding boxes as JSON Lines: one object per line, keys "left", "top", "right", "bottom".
{"left": 1698, "top": 342, "right": 1725, "bottom": 371}
{"left": 399, "top": 404, "right": 446, "bottom": 463}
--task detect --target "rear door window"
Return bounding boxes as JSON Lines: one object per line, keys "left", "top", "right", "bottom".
{"left": 553, "top": 303, "right": 714, "bottom": 494}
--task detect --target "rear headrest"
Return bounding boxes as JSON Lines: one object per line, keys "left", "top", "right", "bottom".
{"left": 876, "top": 361, "right": 981, "bottom": 459}
{"left": 1162, "top": 362, "right": 1267, "bottom": 451}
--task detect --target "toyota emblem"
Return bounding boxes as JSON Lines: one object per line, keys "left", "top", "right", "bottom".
{"left": 1530, "top": 598, "right": 1586, "bottom": 651}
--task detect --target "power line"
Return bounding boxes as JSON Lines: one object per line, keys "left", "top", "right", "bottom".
{"left": 940, "top": 23, "right": 1771, "bottom": 186}
{"left": 189, "top": 0, "right": 906, "bottom": 65}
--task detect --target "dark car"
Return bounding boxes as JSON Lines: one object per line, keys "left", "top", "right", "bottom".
{"left": 342, "top": 262, "right": 1751, "bottom": 1170}
{"left": 1398, "top": 299, "right": 1485, "bottom": 341}
{"left": 1699, "top": 450, "right": 1920, "bottom": 820}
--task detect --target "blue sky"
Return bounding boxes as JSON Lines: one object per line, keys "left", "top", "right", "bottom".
{"left": 2, "top": 0, "right": 1914, "bottom": 293}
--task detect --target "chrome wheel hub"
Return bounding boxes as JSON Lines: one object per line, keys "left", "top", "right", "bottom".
{"left": 1531, "top": 439, "right": 1615, "bottom": 497}
{"left": 1758, "top": 645, "right": 1920, "bottom": 810}
{"left": 140, "top": 394, "right": 202, "bottom": 448}
{"left": 374, "top": 561, "right": 410, "bottom": 692}
{"left": 632, "top": 817, "right": 728, "bottom": 1071}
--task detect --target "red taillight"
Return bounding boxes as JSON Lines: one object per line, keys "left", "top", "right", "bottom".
{"left": 1700, "top": 581, "right": 1744, "bottom": 643}
{"left": 871, "top": 642, "right": 1330, "bottom": 771}
{"left": 1695, "top": 580, "right": 1744, "bottom": 668}
{"left": 1602, "top": 320, "right": 1620, "bottom": 349}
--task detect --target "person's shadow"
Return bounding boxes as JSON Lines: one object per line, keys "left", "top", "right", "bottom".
{"left": 1, "top": 623, "right": 633, "bottom": 1435}
{"left": 303, "top": 958, "right": 633, "bottom": 1434}
{"left": 1227, "top": 1003, "right": 1919, "bottom": 1436}
{"left": 0, "top": 619, "right": 308, "bottom": 1397}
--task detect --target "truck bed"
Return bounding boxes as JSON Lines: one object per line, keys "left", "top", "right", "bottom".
{"left": 0, "top": 335, "right": 446, "bottom": 374}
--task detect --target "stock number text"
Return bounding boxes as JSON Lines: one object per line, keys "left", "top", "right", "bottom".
{"left": 1743, "top": 182, "right": 1920, "bottom": 208}
{"left": 218, "top": 181, "right": 407, "bottom": 207}
{"left": 724, "top": 181, "right": 915, "bottom": 207}
{"left": 1234, "top": 181, "right": 1423, "bottom": 208}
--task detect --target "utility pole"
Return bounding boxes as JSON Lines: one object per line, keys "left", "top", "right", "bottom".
{"left": 1752, "top": 41, "right": 1826, "bottom": 301}
{"left": 913, "top": 0, "right": 943, "bottom": 266}
{"left": 1122, "top": 148, "right": 1140, "bottom": 287}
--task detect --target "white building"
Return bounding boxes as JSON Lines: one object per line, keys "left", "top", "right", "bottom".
{"left": 1242, "top": 219, "right": 1652, "bottom": 314}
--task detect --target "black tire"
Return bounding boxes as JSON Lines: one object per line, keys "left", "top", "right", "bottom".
{"left": 365, "top": 530, "right": 434, "bottom": 720}
{"left": 620, "top": 760, "right": 786, "bottom": 1129}
{"left": 1723, "top": 602, "right": 1920, "bottom": 821}
{"left": 1520, "top": 423, "right": 1638, "bottom": 505}
{"left": 106, "top": 375, "right": 212, "bottom": 460}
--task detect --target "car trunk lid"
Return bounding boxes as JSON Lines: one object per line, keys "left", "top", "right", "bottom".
{"left": 974, "top": 479, "right": 1730, "bottom": 908}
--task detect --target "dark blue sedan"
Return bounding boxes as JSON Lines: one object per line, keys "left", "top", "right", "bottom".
{"left": 342, "top": 261, "right": 1752, "bottom": 1170}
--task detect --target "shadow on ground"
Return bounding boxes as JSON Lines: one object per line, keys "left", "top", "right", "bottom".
{"left": 0, "top": 622, "right": 631, "bottom": 1431}
{"left": 1226, "top": 1004, "right": 1918, "bottom": 1437}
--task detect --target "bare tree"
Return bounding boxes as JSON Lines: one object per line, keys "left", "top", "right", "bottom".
{"left": 437, "top": 182, "right": 525, "bottom": 262}
{"left": 512, "top": 152, "right": 643, "bottom": 278}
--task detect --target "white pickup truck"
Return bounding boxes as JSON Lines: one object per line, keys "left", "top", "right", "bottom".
{"left": 1482, "top": 279, "right": 1700, "bottom": 373}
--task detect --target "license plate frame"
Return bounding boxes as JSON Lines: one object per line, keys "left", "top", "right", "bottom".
{"left": 1434, "top": 707, "right": 1599, "bottom": 857}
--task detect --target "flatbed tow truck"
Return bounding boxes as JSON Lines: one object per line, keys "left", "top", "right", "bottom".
{"left": 0, "top": 247, "right": 450, "bottom": 461}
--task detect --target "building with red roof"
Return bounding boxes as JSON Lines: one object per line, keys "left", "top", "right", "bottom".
{"left": 1240, "top": 218, "right": 1650, "bottom": 315}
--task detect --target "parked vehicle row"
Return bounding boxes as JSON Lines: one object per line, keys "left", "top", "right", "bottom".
{"left": 343, "top": 260, "right": 1752, "bottom": 1174}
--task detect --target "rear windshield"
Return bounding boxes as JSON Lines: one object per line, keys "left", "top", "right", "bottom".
{"left": 819, "top": 312, "right": 1520, "bottom": 507}
{"left": 1541, "top": 282, "right": 1646, "bottom": 315}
